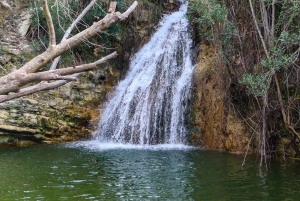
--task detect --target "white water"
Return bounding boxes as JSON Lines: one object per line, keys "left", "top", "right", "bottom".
{"left": 94, "top": 2, "right": 194, "bottom": 145}
{"left": 69, "top": 140, "right": 196, "bottom": 151}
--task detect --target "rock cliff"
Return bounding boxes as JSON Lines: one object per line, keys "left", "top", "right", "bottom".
{"left": 188, "top": 44, "right": 252, "bottom": 154}
{"left": 0, "top": 0, "right": 179, "bottom": 146}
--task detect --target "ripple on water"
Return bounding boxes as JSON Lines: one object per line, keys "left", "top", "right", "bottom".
{"left": 1, "top": 143, "right": 300, "bottom": 200}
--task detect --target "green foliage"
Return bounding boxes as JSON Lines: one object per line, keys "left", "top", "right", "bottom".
{"left": 220, "top": 21, "right": 235, "bottom": 64}
{"left": 239, "top": 1, "right": 300, "bottom": 98}
{"left": 19, "top": 55, "right": 26, "bottom": 64}
{"left": 65, "top": 117, "right": 72, "bottom": 123}
{"left": 263, "top": 0, "right": 273, "bottom": 3}
{"left": 221, "top": 22, "right": 235, "bottom": 46}
{"left": 73, "top": 95, "right": 83, "bottom": 103}
{"left": 276, "top": 1, "right": 300, "bottom": 35}
{"left": 261, "top": 48, "right": 297, "bottom": 71}
{"left": 240, "top": 74, "right": 268, "bottom": 97}
{"left": 278, "top": 31, "right": 300, "bottom": 47}
{"left": 187, "top": 0, "right": 227, "bottom": 42}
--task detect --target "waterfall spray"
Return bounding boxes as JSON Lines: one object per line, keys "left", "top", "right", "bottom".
{"left": 95, "top": 3, "right": 194, "bottom": 145}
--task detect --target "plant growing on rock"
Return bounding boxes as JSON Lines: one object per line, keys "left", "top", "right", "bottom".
{"left": 187, "top": 0, "right": 227, "bottom": 43}
{"left": 0, "top": 0, "right": 138, "bottom": 103}
{"left": 239, "top": 0, "right": 300, "bottom": 165}
{"left": 188, "top": 0, "right": 300, "bottom": 165}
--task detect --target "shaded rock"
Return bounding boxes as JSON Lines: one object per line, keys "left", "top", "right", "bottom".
{"left": 19, "top": 12, "right": 30, "bottom": 37}
{"left": 188, "top": 44, "right": 251, "bottom": 154}
{"left": 0, "top": 0, "right": 173, "bottom": 147}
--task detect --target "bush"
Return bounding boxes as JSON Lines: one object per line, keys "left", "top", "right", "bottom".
{"left": 187, "top": 0, "right": 227, "bottom": 42}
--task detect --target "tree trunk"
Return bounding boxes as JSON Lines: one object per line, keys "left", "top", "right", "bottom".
{"left": 0, "top": 0, "right": 138, "bottom": 102}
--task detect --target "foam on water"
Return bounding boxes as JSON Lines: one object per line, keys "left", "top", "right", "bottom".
{"left": 68, "top": 141, "right": 196, "bottom": 151}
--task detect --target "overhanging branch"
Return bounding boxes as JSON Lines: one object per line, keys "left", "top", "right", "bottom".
{"left": 50, "top": 0, "right": 97, "bottom": 70}
{"left": 0, "top": 73, "right": 84, "bottom": 103}
{"left": 0, "top": 1, "right": 138, "bottom": 97}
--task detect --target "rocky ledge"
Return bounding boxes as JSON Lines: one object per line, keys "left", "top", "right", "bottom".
{"left": 0, "top": 0, "right": 180, "bottom": 147}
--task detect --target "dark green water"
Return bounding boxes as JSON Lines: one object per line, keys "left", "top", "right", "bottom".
{"left": 0, "top": 141, "right": 299, "bottom": 201}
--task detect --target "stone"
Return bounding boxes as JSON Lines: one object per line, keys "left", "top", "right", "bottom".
{"left": 7, "top": 48, "right": 21, "bottom": 56}
{"left": 19, "top": 12, "right": 30, "bottom": 37}
{"left": 0, "top": 0, "right": 169, "bottom": 147}
{"left": 0, "top": 110, "right": 8, "bottom": 118}
{"left": 188, "top": 44, "right": 251, "bottom": 154}
{"left": 0, "top": 0, "right": 12, "bottom": 11}
{"left": 0, "top": 55, "right": 12, "bottom": 65}
{"left": 0, "top": 124, "right": 39, "bottom": 134}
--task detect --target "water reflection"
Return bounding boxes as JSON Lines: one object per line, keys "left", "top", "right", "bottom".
{"left": 0, "top": 144, "right": 300, "bottom": 200}
{"left": 91, "top": 148, "right": 195, "bottom": 199}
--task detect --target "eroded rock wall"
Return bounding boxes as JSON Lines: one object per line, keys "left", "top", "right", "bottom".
{"left": 0, "top": 0, "right": 180, "bottom": 146}
{"left": 188, "top": 44, "right": 251, "bottom": 154}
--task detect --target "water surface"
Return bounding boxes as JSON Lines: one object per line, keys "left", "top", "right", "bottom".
{"left": 0, "top": 142, "right": 299, "bottom": 200}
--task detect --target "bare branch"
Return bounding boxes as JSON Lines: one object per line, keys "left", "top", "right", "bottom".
{"left": 0, "top": 1, "right": 138, "bottom": 96}
{"left": 122, "top": 1, "right": 138, "bottom": 19}
{"left": 34, "top": 1, "right": 47, "bottom": 49}
{"left": 25, "top": 73, "right": 78, "bottom": 82}
{"left": 42, "top": 0, "right": 56, "bottom": 47}
{"left": 0, "top": 51, "right": 117, "bottom": 103}
{"left": 248, "top": 0, "right": 269, "bottom": 58}
{"left": 26, "top": 1, "right": 137, "bottom": 74}
{"left": 25, "top": 52, "right": 117, "bottom": 82}
{"left": 0, "top": 73, "right": 84, "bottom": 103}
{"left": 108, "top": 1, "right": 117, "bottom": 13}
{"left": 50, "top": 0, "right": 97, "bottom": 70}
{"left": 288, "top": 125, "right": 300, "bottom": 140}
{"left": 0, "top": 0, "right": 12, "bottom": 10}
{"left": 274, "top": 73, "right": 288, "bottom": 126}
{"left": 259, "top": 0, "right": 270, "bottom": 44}
{"left": 271, "top": 0, "right": 276, "bottom": 38}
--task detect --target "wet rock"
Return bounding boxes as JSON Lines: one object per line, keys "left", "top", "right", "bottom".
{"left": 188, "top": 44, "right": 251, "bottom": 154}
{"left": 0, "top": 0, "right": 176, "bottom": 147}
{"left": 0, "top": 124, "right": 39, "bottom": 134}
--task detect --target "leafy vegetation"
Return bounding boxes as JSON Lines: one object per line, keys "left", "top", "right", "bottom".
{"left": 187, "top": 0, "right": 227, "bottom": 42}
{"left": 188, "top": 0, "right": 300, "bottom": 163}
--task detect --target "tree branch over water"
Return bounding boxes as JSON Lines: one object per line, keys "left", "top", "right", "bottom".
{"left": 0, "top": 0, "right": 138, "bottom": 103}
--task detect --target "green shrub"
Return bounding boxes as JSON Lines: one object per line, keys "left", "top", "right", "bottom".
{"left": 239, "top": 1, "right": 300, "bottom": 98}
{"left": 240, "top": 73, "right": 268, "bottom": 97}
{"left": 187, "top": 0, "right": 227, "bottom": 42}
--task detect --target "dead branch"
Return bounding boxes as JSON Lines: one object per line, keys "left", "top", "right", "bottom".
{"left": 2, "top": 0, "right": 98, "bottom": 103}
{"left": 42, "top": 0, "right": 56, "bottom": 47}
{"left": 0, "top": 1, "right": 138, "bottom": 102}
{"left": 288, "top": 126, "right": 300, "bottom": 140}
{"left": 0, "top": 73, "right": 84, "bottom": 103}
{"left": 50, "top": 0, "right": 97, "bottom": 70}
{"left": 24, "top": 52, "right": 117, "bottom": 83}
{"left": 248, "top": 0, "right": 269, "bottom": 58}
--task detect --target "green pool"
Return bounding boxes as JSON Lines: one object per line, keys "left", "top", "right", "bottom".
{"left": 0, "top": 141, "right": 299, "bottom": 200}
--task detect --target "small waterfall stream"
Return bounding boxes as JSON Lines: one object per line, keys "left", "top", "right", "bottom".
{"left": 95, "top": 3, "right": 194, "bottom": 145}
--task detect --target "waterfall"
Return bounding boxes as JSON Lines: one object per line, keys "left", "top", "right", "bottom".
{"left": 95, "top": 3, "right": 194, "bottom": 145}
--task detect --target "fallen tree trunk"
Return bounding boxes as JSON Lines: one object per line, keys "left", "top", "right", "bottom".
{"left": 0, "top": 0, "right": 138, "bottom": 102}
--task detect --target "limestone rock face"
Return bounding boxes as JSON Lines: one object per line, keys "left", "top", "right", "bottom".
{"left": 0, "top": 0, "right": 180, "bottom": 147}
{"left": 0, "top": 0, "right": 33, "bottom": 74}
{"left": 188, "top": 44, "right": 251, "bottom": 154}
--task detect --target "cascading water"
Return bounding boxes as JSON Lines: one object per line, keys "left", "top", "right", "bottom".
{"left": 95, "top": 2, "right": 194, "bottom": 145}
